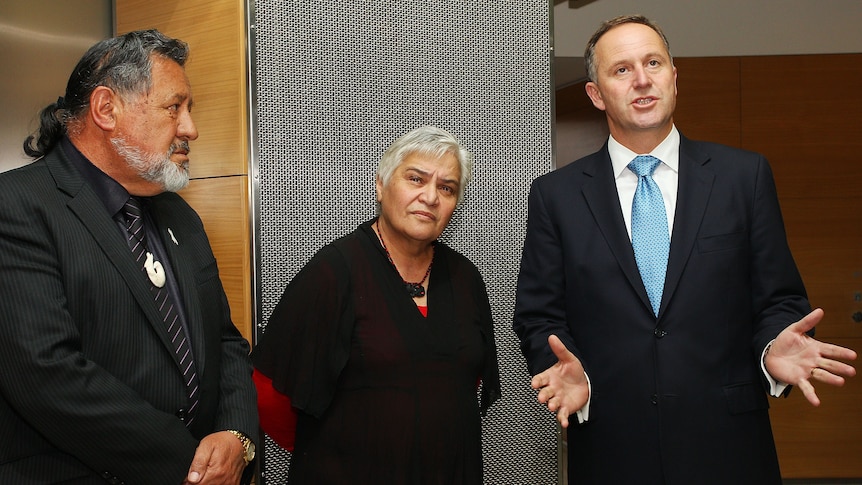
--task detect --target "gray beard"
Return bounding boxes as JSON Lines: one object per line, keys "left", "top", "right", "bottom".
{"left": 111, "top": 137, "right": 190, "bottom": 192}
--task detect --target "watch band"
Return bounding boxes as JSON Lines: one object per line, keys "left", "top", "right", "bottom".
{"left": 226, "top": 429, "right": 255, "bottom": 465}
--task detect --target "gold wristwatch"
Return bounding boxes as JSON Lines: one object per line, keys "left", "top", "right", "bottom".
{"left": 226, "top": 430, "right": 256, "bottom": 465}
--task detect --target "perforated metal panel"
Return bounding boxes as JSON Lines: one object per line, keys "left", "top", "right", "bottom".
{"left": 249, "top": 1, "right": 556, "bottom": 483}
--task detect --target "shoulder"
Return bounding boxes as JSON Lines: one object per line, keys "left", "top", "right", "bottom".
{"left": 434, "top": 240, "right": 466, "bottom": 263}
{"left": 0, "top": 155, "right": 74, "bottom": 228}
{"left": 148, "top": 191, "right": 196, "bottom": 214}
{"left": 147, "top": 191, "right": 205, "bottom": 232}
{"left": 435, "top": 241, "right": 483, "bottom": 279}
{"left": 532, "top": 148, "right": 607, "bottom": 191}
{"left": 679, "top": 136, "right": 775, "bottom": 193}
{"left": 0, "top": 157, "right": 55, "bottom": 199}
{"left": 296, "top": 223, "right": 371, "bottom": 281}
{"left": 324, "top": 222, "right": 374, "bottom": 261}
{"left": 681, "top": 136, "right": 766, "bottom": 167}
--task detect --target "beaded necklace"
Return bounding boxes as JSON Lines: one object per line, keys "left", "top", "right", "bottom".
{"left": 376, "top": 220, "right": 433, "bottom": 298}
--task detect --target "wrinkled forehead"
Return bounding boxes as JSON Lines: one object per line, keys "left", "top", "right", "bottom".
{"left": 146, "top": 57, "right": 192, "bottom": 97}
{"left": 593, "top": 25, "right": 666, "bottom": 74}
{"left": 599, "top": 23, "right": 667, "bottom": 56}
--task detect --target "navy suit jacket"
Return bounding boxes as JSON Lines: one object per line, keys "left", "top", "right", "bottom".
{"left": 0, "top": 146, "right": 258, "bottom": 484}
{"left": 514, "top": 135, "right": 810, "bottom": 484}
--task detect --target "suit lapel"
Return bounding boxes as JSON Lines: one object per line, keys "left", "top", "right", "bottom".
{"left": 579, "top": 149, "right": 652, "bottom": 311}
{"left": 47, "top": 150, "right": 191, "bottom": 370}
{"left": 580, "top": 139, "right": 716, "bottom": 319}
{"left": 661, "top": 137, "right": 714, "bottom": 318}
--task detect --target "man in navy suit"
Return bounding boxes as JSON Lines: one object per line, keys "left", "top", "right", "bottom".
{"left": 0, "top": 30, "right": 257, "bottom": 484}
{"left": 513, "top": 15, "right": 856, "bottom": 484}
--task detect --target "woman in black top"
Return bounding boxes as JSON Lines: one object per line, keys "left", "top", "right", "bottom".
{"left": 252, "top": 125, "right": 501, "bottom": 485}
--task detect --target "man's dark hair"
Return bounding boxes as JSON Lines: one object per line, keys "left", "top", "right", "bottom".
{"left": 584, "top": 15, "right": 672, "bottom": 84}
{"left": 23, "top": 29, "right": 189, "bottom": 158}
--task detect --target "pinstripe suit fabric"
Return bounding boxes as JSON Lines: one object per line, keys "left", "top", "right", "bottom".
{"left": 0, "top": 146, "right": 258, "bottom": 484}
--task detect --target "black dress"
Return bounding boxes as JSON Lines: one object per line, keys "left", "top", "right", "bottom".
{"left": 253, "top": 219, "right": 501, "bottom": 485}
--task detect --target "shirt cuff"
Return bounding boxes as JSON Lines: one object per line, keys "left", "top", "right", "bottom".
{"left": 761, "top": 340, "right": 789, "bottom": 397}
{"left": 575, "top": 371, "right": 591, "bottom": 424}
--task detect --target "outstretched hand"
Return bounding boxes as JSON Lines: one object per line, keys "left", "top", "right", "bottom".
{"left": 531, "top": 335, "right": 590, "bottom": 428}
{"left": 765, "top": 308, "right": 857, "bottom": 406}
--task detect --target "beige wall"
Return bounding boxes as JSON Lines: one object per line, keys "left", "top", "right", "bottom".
{"left": 553, "top": 0, "right": 862, "bottom": 58}
{"left": 0, "top": 0, "right": 113, "bottom": 172}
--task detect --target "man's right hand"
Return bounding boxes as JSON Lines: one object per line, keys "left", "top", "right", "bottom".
{"left": 531, "top": 335, "right": 590, "bottom": 428}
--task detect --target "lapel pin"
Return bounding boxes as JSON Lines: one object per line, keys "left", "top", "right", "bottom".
{"left": 168, "top": 228, "right": 179, "bottom": 246}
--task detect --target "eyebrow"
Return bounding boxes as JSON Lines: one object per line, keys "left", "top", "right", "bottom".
{"left": 404, "top": 166, "right": 460, "bottom": 187}
{"left": 165, "top": 92, "right": 191, "bottom": 107}
{"left": 607, "top": 48, "right": 669, "bottom": 63}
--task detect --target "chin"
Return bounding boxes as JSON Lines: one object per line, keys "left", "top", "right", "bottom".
{"left": 420, "top": 229, "right": 445, "bottom": 243}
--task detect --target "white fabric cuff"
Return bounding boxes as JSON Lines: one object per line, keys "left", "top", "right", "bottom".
{"left": 762, "top": 339, "right": 789, "bottom": 397}
{"left": 575, "top": 371, "right": 591, "bottom": 424}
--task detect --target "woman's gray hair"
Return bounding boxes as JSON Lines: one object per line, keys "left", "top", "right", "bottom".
{"left": 376, "top": 125, "right": 473, "bottom": 204}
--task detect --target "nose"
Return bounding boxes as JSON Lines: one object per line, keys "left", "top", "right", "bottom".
{"left": 632, "top": 66, "right": 651, "bottom": 88}
{"left": 418, "top": 181, "right": 439, "bottom": 206}
{"left": 178, "top": 110, "right": 199, "bottom": 141}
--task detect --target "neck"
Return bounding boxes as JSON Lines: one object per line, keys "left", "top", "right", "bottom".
{"left": 610, "top": 124, "right": 673, "bottom": 155}
{"left": 375, "top": 218, "right": 432, "bottom": 255}
{"left": 70, "top": 131, "right": 164, "bottom": 197}
{"left": 374, "top": 219, "right": 434, "bottom": 281}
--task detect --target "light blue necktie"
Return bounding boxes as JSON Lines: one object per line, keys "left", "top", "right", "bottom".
{"left": 628, "top": 155, "right": 669, "bottom": 316}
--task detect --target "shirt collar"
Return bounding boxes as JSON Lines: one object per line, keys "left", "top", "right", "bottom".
{"left": 609, "top": 125, "right": 680, "bottom": 178}
{"left": 61, "top": 136, "right": 131, "bottom": 218}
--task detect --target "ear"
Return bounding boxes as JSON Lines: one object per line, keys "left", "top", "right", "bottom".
{"left": 375, "top": 176, "right": 384, "bottom": 202}
{"left": 585, "top": 81, "right": 606, "bottom": 111}
{"left": 89, "top": 86, "right": 118, "bottom": 131}
{"left": 673, "top": 65, "right": 679, "bottom": 96}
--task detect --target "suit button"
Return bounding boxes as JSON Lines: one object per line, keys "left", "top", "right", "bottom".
{"left": 176, "top": 408, "right": 187, "bottom": 422}
{"left": 653, "top": 328, "right": 667, "bottom": 338}
{"left": 101, "top": 472, "right": 123, "bottom": 484}
{"left": 651, "top": 394, "right": 658, "bottom": 405}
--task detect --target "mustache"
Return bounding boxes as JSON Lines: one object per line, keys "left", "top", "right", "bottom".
{"left": 169, "top": 141, "right": 191, "bottom": 155}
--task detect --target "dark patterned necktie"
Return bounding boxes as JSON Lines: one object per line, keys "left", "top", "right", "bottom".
{"left": 122, "top": 197, "right": 200, "bottom": 426}
{"left": 628, "top": 155, "right": 670, "bottom": 317}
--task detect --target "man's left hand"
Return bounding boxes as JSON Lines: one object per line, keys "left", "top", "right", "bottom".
{"left": 765, "top": 308, "right": 857, "bottom": 406}
{"left": 183, "top": 431, "right": 246, "bottom": 485}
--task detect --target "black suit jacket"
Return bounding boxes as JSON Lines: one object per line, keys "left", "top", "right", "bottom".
{"left": 0, "top": 146, "right": 258, "bottom": 484}
{"left": 513, "top": 135, "right": 810, "bottom": 484}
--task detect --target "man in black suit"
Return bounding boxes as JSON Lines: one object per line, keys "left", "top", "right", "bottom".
{"left": 513, "top": 15, "right": 856, "bottom": 484}
{"left": 0, "top": 30, "right": 257, "bottom": 484}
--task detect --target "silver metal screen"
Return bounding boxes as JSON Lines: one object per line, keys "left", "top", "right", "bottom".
{"left": 249, "top": 1, "right": 556, "bottom": 483}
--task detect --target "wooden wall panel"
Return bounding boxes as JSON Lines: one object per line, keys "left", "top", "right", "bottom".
{"left": 771, "top": 337, "right": 862, "bottom": 478}
{"left": 115, "top": 0, "right": 252, "bottom": 341}
{"left": 740, "top": 54, "right": 862, "bottom": 200}
{"left": 554, "top": 86, "right": 608, "bottom": 167}
{"left": 180, "top": 177, "right": 252, "bottom": 343}
{"left": 782, "top": 197, "right": 862, "bottom": 339}
{"left": 116, "top": 0, "right": 248, "bottom": 179}
{"left": 739, "top": 55, "right": 862, "bottom": 477}
{"left": 673, "top": 57, "right": 741, "bottom": 147}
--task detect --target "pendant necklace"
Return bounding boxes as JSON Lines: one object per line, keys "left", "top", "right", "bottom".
{"left": 376, "top": 221, "right": 433, "bottom": 298}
